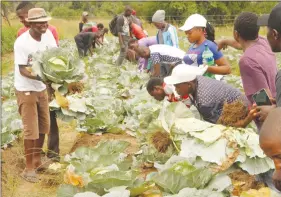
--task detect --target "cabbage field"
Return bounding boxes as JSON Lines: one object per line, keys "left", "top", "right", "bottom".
{"left": 2, "top": 37, "right": 281, "bottom": 197}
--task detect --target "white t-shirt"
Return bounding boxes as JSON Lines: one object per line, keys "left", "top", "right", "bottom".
{"left": 149, "top": 45, "right": 185, "bottom": 58}
{"left": 14, "top": 29, "right": 57, "bottom": 91}
{"left": 149, "top": 45, "right": 185, "bottom": 65}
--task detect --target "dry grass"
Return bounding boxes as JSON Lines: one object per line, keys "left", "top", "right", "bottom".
{"left": 70, "top": 132, "right": 139, "bottom": 154}
{"left": 151, "top": 131, "right": 172, "bottom": 153}
{"left": 1, "top": 120, "right": 78, "bottom": 197}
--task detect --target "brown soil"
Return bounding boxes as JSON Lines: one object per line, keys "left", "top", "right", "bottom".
{"left": 229, "top": 169, "right": 265, "bottom": 196}
{"left": 67, "top": 82, "right": 84, "bottom": 94}
{"left": 151, "top": 131, "right": 172, "bottom": 153}
{"left": 70, "top": 132, "right": 140, "bottom": 154}
{"left": 1, "top": 120, "right": 78, "bottom": 197}
{"left": 217, "top": 100, "right": 249, "bottom": 127}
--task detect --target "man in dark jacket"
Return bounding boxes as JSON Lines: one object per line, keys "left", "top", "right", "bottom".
{"left": 115, "top": 5, "right": 133, "bottom": 66}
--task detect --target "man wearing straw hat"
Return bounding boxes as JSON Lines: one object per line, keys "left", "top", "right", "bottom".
{"left": 16, "top": 1, "right": 59, "bottom": 46}
{"left": 14, "top": 8, "right": 57, "bottom": 183}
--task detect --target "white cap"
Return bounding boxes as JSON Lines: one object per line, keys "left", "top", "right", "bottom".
{"left": 179, "top": 14, "right": 207, "bottom": 31}
{"left": 164, "top": 64, "right": 208, "bottom": 85}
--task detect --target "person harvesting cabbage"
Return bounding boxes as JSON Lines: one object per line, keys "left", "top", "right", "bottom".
{"left": 146, "top": 77, "right": 191, "bottom": 107}
{"left": 164, "top": 64, "right": 255, "bottom": 127}
{"left": 74, "top": 31, "right": 102, "bottom": 57}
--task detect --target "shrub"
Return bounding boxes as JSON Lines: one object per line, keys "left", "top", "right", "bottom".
{"left": 51, "top": 7, "right": 82, "bottom": 18}
{"left": 1, "top": 24, "right": 19, "bottom": 55}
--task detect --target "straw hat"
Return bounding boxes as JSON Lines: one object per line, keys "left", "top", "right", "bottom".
{"left": 25, "top": 8, "right": 51, "bottom": 22}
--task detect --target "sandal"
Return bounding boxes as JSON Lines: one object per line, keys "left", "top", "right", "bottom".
{"left": 35, "top": 157, "right": 54, "bottom": 173}
{"left": 20, "top": 170, "right": 39, "bottom": 183}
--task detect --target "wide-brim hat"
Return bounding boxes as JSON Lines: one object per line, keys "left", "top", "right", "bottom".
{"left": 25, "top": 8, "right": 52, "bottom": 22}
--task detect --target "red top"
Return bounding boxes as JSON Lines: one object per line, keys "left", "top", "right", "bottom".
{"left": 82, "top": 26, "right": 99, "bottom": 33}
{"left": 132, "top": 10, "right": 136, "bottom": 15}
{"left": 131, "top": 23, "right": 146, "bottom": 40}
{"left": 17, "top": 25, "right": 59, "bottom": 46}
{"left": 163, "top": 83, "right": 190, "bottom": 107}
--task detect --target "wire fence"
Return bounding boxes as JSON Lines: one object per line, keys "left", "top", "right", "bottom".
{"left": 46, "top": 14, "right": 262, "bottom": 26}
{"left": 7, "top": 14, "right": 264, "bottom": 26}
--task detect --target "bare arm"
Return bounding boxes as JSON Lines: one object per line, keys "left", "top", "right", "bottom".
{"left": 151, "top": 63, "right": 161, "bottom": 77}
{"left": 232, "top": 113, "right": 253, "bottom": 128}
{"left": 19, "top": 65, "right": 41, "bottom": 81}
{"left": 88, "top": 45, "right": 93, "bottom": 56}
{"left": 232, "top": 106, "right": 257, "bottom": 128}
{"left": 117, "top": 16, "right": 125, "bottom": 48}
{"left": 207, "top": 57, "right": 231, "bottom": 75}
{"left": 118, "top": 33, "right": 125, "bottom": 48}
{"left": 95, "top": 38, "right": 103, "bottom": 46}
{"left": 217, "top": 39, "right": 242, "bottom": 51}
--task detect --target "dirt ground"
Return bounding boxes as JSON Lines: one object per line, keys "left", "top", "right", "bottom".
{"left": 1, "top": 122, "right": 269, "bottom": 197}
{"left": 1, "top": 124, "right": 141, "bottom": 197}
{"left": 230, "top": 169, "right": 265, "bottom": 196}
{"left": 1, "top": 120, "right": 78, "bottom": 197}
{"left": 70, "top": 132, "right": 140, "bottom": 154}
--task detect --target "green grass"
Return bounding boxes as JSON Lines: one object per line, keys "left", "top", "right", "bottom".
{"left": 1, "top": 22, "right": 21, "bottom": 55}
{"left": 2, "top": 53, "right": 14, "bottom": 76}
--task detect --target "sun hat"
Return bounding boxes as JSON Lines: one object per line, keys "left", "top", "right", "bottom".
{"left": 82, "top": 11, "right": 89, "bottom": 16}
{"left": 25, "top": 8, "right": 51, "bottom": 22}
{"left": 257, "top": 2, "right": 281, "bottom": 33}
{"left": 179, "top": 14, "right": 207, "bottom": 31}
{"left": 164, "top": 64, "right": 208, "bottom": 85}
{"left": 152, "top": 10, "right": 165, "bottom": 23}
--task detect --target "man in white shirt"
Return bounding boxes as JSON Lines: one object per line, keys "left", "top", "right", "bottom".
{"left": 136, "top": 44, "right": 185, "bottom": 77}
{"left": 14, "top": 8, "right": 57, "bottom": 183}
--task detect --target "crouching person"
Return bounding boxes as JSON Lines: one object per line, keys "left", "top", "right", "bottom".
{"left": 146, "top": 77, "right": 191, "bottom": 107}
{"left": 74, "top": 31, "right": 102, "bottom": 57}
{"left": 14, "top": 8, "right": 57, "bottom": 182}
{"left": 164, "top": 64, "right": 255, "bottom": 127}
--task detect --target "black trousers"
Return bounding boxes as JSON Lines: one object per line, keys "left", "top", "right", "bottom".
{"left": 42, "top": 111, "right": 60, "bottom": 161}
{"left": 74, "top": 36, "right": 88, "bottom": 57}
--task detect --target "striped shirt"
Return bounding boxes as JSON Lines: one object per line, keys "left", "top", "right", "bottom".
{"left": 149, "top": 45, "right": 185, "bottom": 65}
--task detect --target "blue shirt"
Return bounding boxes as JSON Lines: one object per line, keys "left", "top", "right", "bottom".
{"left": 183, "top": 40, "right": 223, "bottom": 67}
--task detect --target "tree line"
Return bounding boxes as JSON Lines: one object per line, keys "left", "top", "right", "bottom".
{"left": 2, "top": 1, "right": 279, "bottom": 25}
